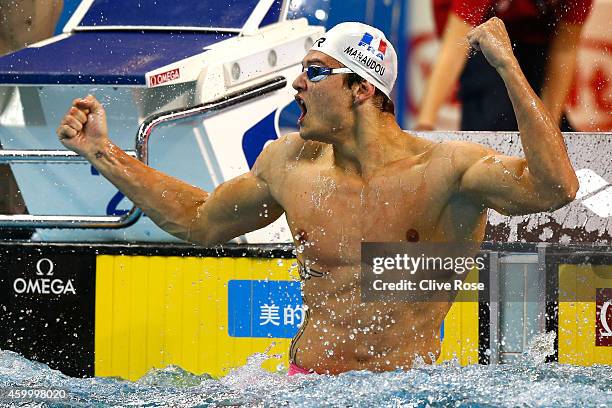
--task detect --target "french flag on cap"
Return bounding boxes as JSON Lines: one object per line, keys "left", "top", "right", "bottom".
{"left": 359, "top": 32, "right": 387, "bottom": 59}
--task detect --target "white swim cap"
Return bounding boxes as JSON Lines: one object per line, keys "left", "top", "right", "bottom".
{"left": 309, "top": 22, "right": 397, "bottom": 98}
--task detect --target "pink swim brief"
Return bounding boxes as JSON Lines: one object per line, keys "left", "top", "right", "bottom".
{"left": 287, "top": 362, "right": 313, "bottom": 376}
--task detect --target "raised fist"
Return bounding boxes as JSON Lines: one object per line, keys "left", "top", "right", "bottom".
{"left": 467, "top": 17, "right": 517, "bottom": 71}
{"left": 56, "top": 95, "right": 109, "bottom": 158}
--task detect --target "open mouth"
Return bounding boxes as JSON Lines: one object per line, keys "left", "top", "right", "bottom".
{"left": 295, "top": 96, "right": 307, "bottom": 125}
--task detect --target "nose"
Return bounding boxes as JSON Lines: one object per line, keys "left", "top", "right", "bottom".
{"left": 292, "top": 70, "right": 307, "bottom": 92}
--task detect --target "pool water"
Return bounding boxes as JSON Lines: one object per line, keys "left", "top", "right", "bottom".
{"left": 0, "top": 334, "right": 610, "bottom": 407}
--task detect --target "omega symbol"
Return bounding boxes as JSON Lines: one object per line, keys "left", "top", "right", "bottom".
{"left": 35, "top": 258, "right": 54, "bottom": 276}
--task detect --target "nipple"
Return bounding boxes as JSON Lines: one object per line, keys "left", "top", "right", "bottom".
{"left": 295, "top": 229, "right": 309, "bottom": 245}
{"left": 406, "top": 229, "right": 420, "bottom": 242}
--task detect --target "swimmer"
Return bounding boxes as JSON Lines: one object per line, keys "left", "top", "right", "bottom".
{"left": 57, "top": 18, "right": 578, "bottom": 375}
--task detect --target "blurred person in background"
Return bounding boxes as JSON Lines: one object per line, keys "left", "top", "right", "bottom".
{"left": 0, "top": 0, "right": 63, "bottom": 238}
{"left": 416, "top": 0, "right": 593, "bottom": 131}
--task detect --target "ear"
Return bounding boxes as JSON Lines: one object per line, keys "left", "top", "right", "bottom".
{"left": 351, "top": 80, "right": 376, "bottom": 105}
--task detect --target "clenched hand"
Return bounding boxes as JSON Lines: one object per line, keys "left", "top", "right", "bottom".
{"left": 467, "top": 17, "right": 517, "bottom": 71}
{"left": 56, "top": 95, "right": 109, "bottom": 158}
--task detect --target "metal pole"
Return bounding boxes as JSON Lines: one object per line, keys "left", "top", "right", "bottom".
{"left": 0, "top": 76, "right": 287, "bottom": 229}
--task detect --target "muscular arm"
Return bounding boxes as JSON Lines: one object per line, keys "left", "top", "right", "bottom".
{"left": 57, "top": 96, "right": 284, "bottom": 245}
{"left": 458, "top": 18, "right": 579, "bottom": 215}
{"left": 540, "top": 21, "right": 584, "bottom": 126}
{"left": 416, "top": 13, "right": 472, "bottom": 130}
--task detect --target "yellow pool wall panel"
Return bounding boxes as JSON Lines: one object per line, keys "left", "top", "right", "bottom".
{"left": 438, "top": 268, "right": 480, "bottom": 365}
{"left": 95, "top": 255, "right": 480, "bottom": 380}
{"left": 95, "top": 256, "right": 296, "bottom": 380}
{"left": 558, "top": 263, "right": 612, "bottom": 365}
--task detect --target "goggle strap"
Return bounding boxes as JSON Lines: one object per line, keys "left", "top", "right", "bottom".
{"left": 329, "top": 68, "right": 353, "bottom": 74}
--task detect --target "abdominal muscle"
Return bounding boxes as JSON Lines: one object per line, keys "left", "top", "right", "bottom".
{"left": 290, "top": 264, "right": 451, "bottom": 374}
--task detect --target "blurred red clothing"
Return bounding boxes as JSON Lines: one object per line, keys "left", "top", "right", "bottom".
{"left": 433, "top": 0, "right": 593, "bottom": 43}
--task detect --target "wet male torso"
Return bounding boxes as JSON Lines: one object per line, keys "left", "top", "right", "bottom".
{"left": 261, "top": 132, "right": 488, "bottom": 374}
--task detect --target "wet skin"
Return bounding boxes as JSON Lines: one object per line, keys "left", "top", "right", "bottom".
{"left": 0, "top": 0, "right": 63, "bottom": 55}
{"left": 262, "top": 132, "right": 488, "bottom": 374}
{"left": 57, "top": 18, "right": 577, "bottom": 375}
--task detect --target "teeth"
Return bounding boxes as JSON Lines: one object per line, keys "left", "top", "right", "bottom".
{"left": 296, "top": 98, "right": 306, "bottom": 113}
{"left": 295, "top": 97, "right": 306, "bottom": 124}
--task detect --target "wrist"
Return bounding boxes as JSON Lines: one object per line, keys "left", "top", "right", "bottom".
{"left": 84, "top": 139, "right": 114, "bottom": 162}
{"left": 495, "top": 56, "right": 520, "bottom": 75}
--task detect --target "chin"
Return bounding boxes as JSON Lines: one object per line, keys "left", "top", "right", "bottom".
{"left": 298, "top": 123, "right": 315, "bottom": 140}
{"left": 299, "top": 122, "right": 334, "bottom": 144}
{"left": 298, "top": 128, "right": 314, "bottom": 141}
{"left": 299, "top": 129, "right": 325, "bottom": 143}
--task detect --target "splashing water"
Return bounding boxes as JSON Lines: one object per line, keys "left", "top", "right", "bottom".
{"left": 524, "top": 331, "right": 557, "bottom": 366}
{"left": 0, "top": 341, "right": 610, "bottom": 407}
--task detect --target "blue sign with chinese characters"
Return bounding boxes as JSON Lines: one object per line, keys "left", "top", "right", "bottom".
{"left": 228, "top": 280, "right": 303, "bottom": 338}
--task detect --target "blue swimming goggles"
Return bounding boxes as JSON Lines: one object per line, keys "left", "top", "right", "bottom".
{"left": 302, "top": 65, "right": 353, "bottom": 82}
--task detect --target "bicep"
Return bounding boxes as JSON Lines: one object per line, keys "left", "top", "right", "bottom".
{"left": 189, "top": 171, "right": 284, "bottom": 245}
{"left": 460, "top": 154, "right": 554, "bottom": 215}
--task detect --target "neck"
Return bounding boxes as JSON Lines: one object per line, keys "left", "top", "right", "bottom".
{"left": 331, "top": 110, "right": 415, "bottom": 178}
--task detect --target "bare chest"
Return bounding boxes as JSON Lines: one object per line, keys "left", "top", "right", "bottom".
{"left": 276, "top": 160, "right": 460, "bottom": 264}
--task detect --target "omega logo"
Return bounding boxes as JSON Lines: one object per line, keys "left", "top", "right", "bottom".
{"left": 13, "top": 258, "right": 76, "bottom": 295}
{"left": 35, "top": 258, "right": 54, "bottom": 276}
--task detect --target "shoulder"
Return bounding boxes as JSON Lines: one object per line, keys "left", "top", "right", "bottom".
{"left": 431, "top": 139, "right": 498, "bottom": 171}
{"left": 436, "top": 140, "right": 498, "bottom": 166}
{"left": 252, "top": 132, "right": 326, "bottom": 179}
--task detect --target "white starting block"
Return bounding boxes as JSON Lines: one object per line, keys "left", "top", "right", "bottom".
{"left": 0, "top": 0, "right": 324, "bottom": 243}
